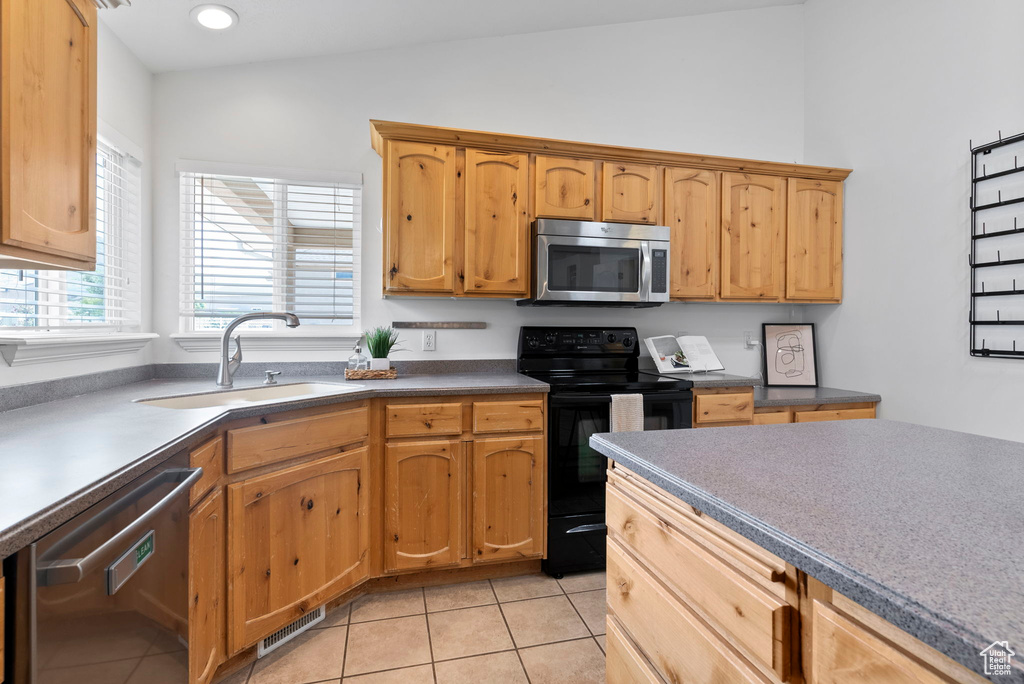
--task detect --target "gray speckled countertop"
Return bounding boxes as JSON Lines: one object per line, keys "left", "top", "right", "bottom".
{"left": 685, "top": 372, "right": 760, "bottom": 388}
{"left": 591, "top": 420, "right": 1024, "bottom": 682}
{"left": 754, "top": 385, "right": 881, "bottom": 407}
{"left": 0, "top": 373, "right": 547, "bottom": 559}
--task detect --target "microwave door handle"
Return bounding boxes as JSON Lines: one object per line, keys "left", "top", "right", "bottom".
{"left": 36, "top": 467, "right": 202, "bottom": 587}
{"left": 640, "top": 241, "right": 652, "bottom": 298}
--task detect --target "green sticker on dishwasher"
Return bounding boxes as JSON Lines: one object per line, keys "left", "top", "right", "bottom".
{"left": 135, "top": 533, "right": 154, "bottom": 564}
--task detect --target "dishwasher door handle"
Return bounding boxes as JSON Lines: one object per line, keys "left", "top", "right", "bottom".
{"left": 37, "top": 466, "right": 202, "bottom": 587}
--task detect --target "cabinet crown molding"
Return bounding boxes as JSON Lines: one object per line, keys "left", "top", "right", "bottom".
{"left": 370, "top": 120, "right": 851, "bottom": 182}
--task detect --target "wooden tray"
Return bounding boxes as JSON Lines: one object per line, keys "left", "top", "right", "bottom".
{"left": 345, "top": 367, "right": 397, "bottom": 380}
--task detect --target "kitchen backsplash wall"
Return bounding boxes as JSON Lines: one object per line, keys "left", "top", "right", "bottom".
{"left": 146, "top": 5, "right": 807, "bottom": 375}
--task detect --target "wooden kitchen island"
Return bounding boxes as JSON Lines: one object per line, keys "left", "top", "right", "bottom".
{"left": 591, "top": 420, "right": 1023, "bottom": 684}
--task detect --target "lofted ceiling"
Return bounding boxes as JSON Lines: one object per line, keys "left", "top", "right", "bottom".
{"left": 100, "top": 0, "right": 804, "bottom": 73}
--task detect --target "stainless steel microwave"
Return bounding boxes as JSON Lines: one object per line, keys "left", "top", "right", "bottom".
{"left": 523, "top": 219, "right": 670, "bottom": 306}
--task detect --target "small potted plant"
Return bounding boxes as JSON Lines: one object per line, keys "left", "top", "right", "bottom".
{"left": 364, "top": 326, "right": 401, "bottom": 371}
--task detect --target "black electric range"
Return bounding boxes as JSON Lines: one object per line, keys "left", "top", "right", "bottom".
{"left": 518, "top": 326, "right": 693, "bottom": 577}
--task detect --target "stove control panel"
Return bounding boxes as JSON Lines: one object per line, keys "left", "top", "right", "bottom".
{"left": 520, "top": 327, "right": 639, "bottom": 354}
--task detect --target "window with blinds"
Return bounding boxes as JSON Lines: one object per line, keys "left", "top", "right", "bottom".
{"left": 0, "top": 139, "right": 141, "bottom": 330}
{"left": 179, "top": 169, "right": 361, "bottom": 331}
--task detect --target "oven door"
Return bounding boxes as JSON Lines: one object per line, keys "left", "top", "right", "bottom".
{"left": 535, "top": 235, "right": 653, "bottom": 303}
{"left": 545, "top": 389, "right": 691, "bottom": 575}
{"left": 548, "top": 390, "right": 692, "bottom": 517}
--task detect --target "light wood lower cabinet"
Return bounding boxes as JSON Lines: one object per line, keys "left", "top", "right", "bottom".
{"left": 608, "top": 465, "right": 985, "bottom": 684}
{"left": 472, "top": 435, "right": 545, "bottom": 563}
{"left": 189, "top": 488, "right": 226, "bottom": 684}
{"left": 227, "top": 447, "right": 370, "bottom": 653}
{"left": 695, "top": 386, "right": 878, "bottom": 428}
{"left": 384, "top": 440, "right": 463, "bottom": 572}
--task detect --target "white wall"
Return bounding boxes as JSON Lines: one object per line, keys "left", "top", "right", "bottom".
{"left": 803, "top": 0, "right": 1024, "bottom": 439}
{"left": 149, "top": 5, "right": 807, "bottom": 376}
{"left": 0, "top": 22, "right": 155, "bottom": 386}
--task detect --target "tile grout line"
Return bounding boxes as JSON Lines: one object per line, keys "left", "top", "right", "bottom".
{"left": 418, "top": 588, "right": 439, "bottom": 684}
{"left": 339, "top": 604, "right": 352, "bottom": 681}
{"left": 490, "top": 578, "right": 533, "bottom": 684}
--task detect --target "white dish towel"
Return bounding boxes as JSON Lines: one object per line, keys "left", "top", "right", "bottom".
{"left": 610, "top": 394, "right": 645, "bottom": 432}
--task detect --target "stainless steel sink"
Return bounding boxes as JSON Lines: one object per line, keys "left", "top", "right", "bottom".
{"left": 137, "top": 382, "right": 364, "bottom": 409}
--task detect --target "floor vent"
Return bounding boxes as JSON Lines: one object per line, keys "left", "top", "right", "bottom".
{"left": 257, "top": 605, "right": 325, "bottom": 658}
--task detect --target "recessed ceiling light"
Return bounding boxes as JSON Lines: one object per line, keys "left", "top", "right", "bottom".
{"left": 190, "top": 4, "right": 238, "bottom": 30}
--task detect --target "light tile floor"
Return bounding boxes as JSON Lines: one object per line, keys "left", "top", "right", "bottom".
{"left": 218, "top": 572, "right": 607, "bottom": 684}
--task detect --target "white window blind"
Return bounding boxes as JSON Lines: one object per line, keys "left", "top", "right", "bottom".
{"left": 179, "top": 169, "right": 361, "bottom": 331}
{"left": 0, "top": 139, "right": 142, "bottom": 330}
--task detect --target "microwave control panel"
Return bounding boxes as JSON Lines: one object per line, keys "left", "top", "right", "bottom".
{"left": 651, "top": 249, "right": 667, "bottom": 293}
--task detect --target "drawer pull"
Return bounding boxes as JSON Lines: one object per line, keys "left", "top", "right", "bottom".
{"left": 567, "top": 523, "right": 606, "bottom": 535}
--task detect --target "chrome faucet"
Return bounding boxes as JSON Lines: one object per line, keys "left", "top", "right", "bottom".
{"left": 217, "top": 312, "right": 300, "bottom": 388}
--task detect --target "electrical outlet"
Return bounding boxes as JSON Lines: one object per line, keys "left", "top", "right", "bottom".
{"left": 422, "top": 329, "right": 436, "bottom": 352}
{"left": 744, "top": 331, "right": 757, "bottom": 349}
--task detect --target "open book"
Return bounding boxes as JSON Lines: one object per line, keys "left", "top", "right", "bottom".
{"left": 644, "top": 335, "right": 725, "bottom": 374}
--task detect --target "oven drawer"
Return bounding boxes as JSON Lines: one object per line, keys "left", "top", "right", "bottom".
{"left": 694, "top": 390, "right": 754, "bottom": 425}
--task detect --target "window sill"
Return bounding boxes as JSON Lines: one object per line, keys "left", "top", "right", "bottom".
{"left": 0, "top": 332, "right": 159, "bottom": 367}
{"left": 170, "top": 332, "right": 360, "bottom": 353}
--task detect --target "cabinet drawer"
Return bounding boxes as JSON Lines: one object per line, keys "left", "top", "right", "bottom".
{"left": 607, "top": 539, "right": 772, "bottom": 684}
{"left": 386, "top": 402, "right": 463, "bottom": 438}
{"left": 608, "top": 485, "right": 792, "bottom": 679}
{"left": 227, "top": 404, "right": 369, "bottom": 472}
{"left": 794, "top": 407, "right": 875, "bottom": 423}
{"left": 695, "top": 391, "right": 754, "bottom": 424}
{"left": 606, "top": 615, "right": 664, "bottom": 683}
{"left": 472, "top": 399, "right": 544, "bottom": 434}
{"left": 811, "top": 601, "right": 955, "bottom": 684}
{"left": 609, "top": 467, "right": 787, "bottom": 593}
{"left": 190, "top": 436, "right": 224, "bottom": 506}
{"left": 753, "top": 411, "right": 792, "bottom": 425}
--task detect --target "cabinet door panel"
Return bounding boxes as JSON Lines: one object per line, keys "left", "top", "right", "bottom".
{"left": 464, "top": 150, "right": 530, "bottom": 296}
{"left": 721, "top": 173, "right": 786, "bottom": 300}
{"left": 385, "top": 141, "right": 456, "bottom": 292}
{"left": 189, "top": 489, "right": 226, "bottom": 684}
{"left": 534, "top": 156, "right": 596, "bottom": 220}
{"left": 602, "top": 162, "right": 659, "bottom": 224}
{"left": 385, "top": 440, "right": 463, "bottom": 572}
{"left": 665, "top": 168, "right": 719, "bottom": 299}
{"left": 472, "top": 436, "right": 545, "bottom": 563}
{"left": 787, "top": 179, "right": 843, "bottom": 301}
{"left": 227, "top": 448, "right": 369, "bottom": 652}
{"left": 1, "top": 0, "right": 97, "bottom": 266}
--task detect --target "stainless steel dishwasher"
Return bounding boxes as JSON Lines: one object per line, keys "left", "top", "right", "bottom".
{"left": 6, "top": 454, "right": 202, "bottom": 684}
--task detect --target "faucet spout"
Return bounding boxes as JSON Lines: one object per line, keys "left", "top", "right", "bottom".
{"left": 217, "top": 312, "right": 301, "bottom": 388}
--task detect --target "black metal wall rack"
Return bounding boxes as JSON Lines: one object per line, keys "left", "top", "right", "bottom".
{"left": 970, "top": 130, "right": 1024, "bottom": 358}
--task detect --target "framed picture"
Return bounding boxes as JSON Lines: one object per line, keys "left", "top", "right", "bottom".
{"left": 762, "top": 323, "right": 819, "bottom": 387}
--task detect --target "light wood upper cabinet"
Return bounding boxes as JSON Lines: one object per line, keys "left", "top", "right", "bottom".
{"left": 786, "top": 178, "right": 843, "bottom": 302}
{"left": 464, "top": 150, "right": 530, "bottom": 296}
{"left": 384, "top": 140, "right": 457, "bottom": 293}
{"left": 472, "top": 435, "right": 545, "bottom": 563}
{"left": 602, "top": 162, "right": 660, "bottom": 224}
{"left": 384, "top": 440, "right": 463, "bottom": 572}
{"left": 534, "top": 156, "right": 597, "bottom": 220}
{"left": 189, "top": 489, "right": 226, "bottom": 684}
{"left": 720, "top": 172, "right": 787, "bottom": 300}
{"left": 227, "top": 448, "right": 369, "bottom": 652}
{"left": 0, "top": 0, "right": 98, "bottom": 270}
{"left": 664, "top": 168, "right": 719, "bottom": 299}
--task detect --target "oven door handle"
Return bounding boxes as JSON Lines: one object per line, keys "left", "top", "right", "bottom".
{"left": 36, "top": 467, "right": 202, "bottom": 587}
{"left": 549, "top": 390, "right": 692, "bottom": 405}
